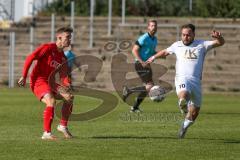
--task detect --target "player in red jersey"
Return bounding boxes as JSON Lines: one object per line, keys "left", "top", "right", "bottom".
{"left": 18, "top": 26, "right": 74, "bottom": 140}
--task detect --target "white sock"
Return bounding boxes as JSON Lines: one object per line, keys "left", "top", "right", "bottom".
{"left": 183, "top": 119, "right": 194, "bottom": 129}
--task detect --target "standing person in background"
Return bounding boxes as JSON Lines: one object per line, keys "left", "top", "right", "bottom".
{"left": 64, "top": 44, "right": 76, "bottom": 74}
{"left": 64, "top": 44, "right": 82, "bottom": 89}
{"left": 122, "top": 19, "right": 158, "bottom": 113}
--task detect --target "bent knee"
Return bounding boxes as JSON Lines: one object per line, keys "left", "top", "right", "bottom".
{"left": 178, "top": 91, "right": 190, "bottom": 100}
{"left": 64, "top": 94, "right": 74, "bottom": 102}
{"left": 42, "top": 94, "right": 56, "bottom": 106}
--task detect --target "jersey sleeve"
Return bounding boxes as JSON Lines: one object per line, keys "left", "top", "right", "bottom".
{"left": 137, "top": 35, "right": 146, "bottom": 47}
{"left": 166, "top": 42, "right": 177, "bottom": 55}
{"left": 22, "top": 45, "right": 49, "bottom": 78}
{"left": 203, "top": 40, "right": 214, "bottom": 52}
{"left": 68, "top": 51, "right": 76, "bottom": 60}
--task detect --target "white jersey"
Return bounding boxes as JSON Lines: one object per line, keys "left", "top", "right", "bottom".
{"left": 167, "top": 40, "right": 214, "bottom": 80}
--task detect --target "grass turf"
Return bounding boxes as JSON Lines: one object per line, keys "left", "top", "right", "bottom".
{"left": 0, "top": 88, "right": 240, "bottom": 160}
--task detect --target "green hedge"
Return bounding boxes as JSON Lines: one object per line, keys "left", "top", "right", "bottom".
{"left": 40, "top": 0, "right": 240, "bottom": 18}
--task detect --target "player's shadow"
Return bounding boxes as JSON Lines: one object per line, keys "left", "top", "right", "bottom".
{"left": 223, "top": 140, "right": 240, "bottom": 144}
{"left": 91, "top": 135, "right": 177, "bottom": 140}
{"left": 180, "top": 137, "right": 240, "bottom": 143}
{"left": 91, "top": 136, "right": 240, "bottom": 143}
{"left": 201, "top": 112, "right": 240, "bottom": 115}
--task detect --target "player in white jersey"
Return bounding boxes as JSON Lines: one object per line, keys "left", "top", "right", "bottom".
{"left": 146, "top": 24, "right": 225, "bottom": 138}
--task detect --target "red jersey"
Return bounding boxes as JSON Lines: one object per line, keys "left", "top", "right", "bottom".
{"left": 22, "top": 43, "right": 70, "bottom": 86}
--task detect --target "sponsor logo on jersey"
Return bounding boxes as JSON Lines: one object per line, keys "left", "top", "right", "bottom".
{"left": 50, "top": 60, "right": 61, "bottom": 68}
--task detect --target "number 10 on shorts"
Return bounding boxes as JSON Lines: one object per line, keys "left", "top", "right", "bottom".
{"left": 179, "top": 84, "right": 185, "bottom": 89}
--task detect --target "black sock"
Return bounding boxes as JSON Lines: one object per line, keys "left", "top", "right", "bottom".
{"left": 133, "top": 91, "right": 147, "bottom": 109}
{"left": 129, "top": 86, "right": 146, "bottom": 93}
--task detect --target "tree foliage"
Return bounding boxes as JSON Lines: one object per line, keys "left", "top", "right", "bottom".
{"left": 40, "top": 0, "right": 240, "bottom": 18}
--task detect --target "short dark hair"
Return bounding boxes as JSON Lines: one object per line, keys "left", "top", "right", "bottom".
{"left": 148, "top": 19, "right": 157, "bottom": 26}
{"left": 181, "top": 24, "right": 195, "bottom": 33}
{"left": 56, "top": 26, "right": 73, "bottom": 34}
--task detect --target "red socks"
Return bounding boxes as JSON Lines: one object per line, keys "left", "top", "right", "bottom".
{"left": 43, "top": 103, "right": 72, "bottom": 132}
{"left": 60, "top": 102, "right": 73, "bottom": 127}
{"left": 43, "top": 106, "right": 54, "bottom": 132}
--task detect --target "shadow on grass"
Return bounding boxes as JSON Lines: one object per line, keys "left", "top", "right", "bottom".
{"left": 201, "top": 112, "right": 240, "bottom": 115}
{"left": 223, "top": 140, "right": 240, "bottom": 144}
{"left": 91, "top": 135, "right": 177, "bottom": 140}
{"left": 91, "top": 136, "right": 240, "bottom": 143}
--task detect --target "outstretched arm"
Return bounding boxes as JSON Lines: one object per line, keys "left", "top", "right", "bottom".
{"left": 18, "top": 45, "right": 46, "bottom": 87}
{"left": 211, "top": 30, "right": 225, "bottom": 48}
{"left": 18, "top": 54, "right": 35, "bottom": 86}
{"left": 146, "top": 49, "right": 170, "bottom": 64}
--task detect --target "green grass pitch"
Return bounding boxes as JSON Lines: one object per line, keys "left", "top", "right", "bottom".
{"left": 0, "top": 88, "right": 240, "bottom": 160}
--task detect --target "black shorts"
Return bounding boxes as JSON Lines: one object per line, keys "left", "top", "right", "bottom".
{"left": 135, "top": 61, "right": 153, "bottom": 84}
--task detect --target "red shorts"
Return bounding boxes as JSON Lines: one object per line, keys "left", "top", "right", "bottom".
{"left": 30, "top": 80, "right": 58, "bottom": 101}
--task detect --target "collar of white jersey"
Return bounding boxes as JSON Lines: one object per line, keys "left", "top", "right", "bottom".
{"left": 180, "top": 40, "right": 196, "bottom": 47}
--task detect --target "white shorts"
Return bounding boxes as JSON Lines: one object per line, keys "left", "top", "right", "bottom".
{"left": 175, "top": 76, "right": 202, "bottom": 107}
